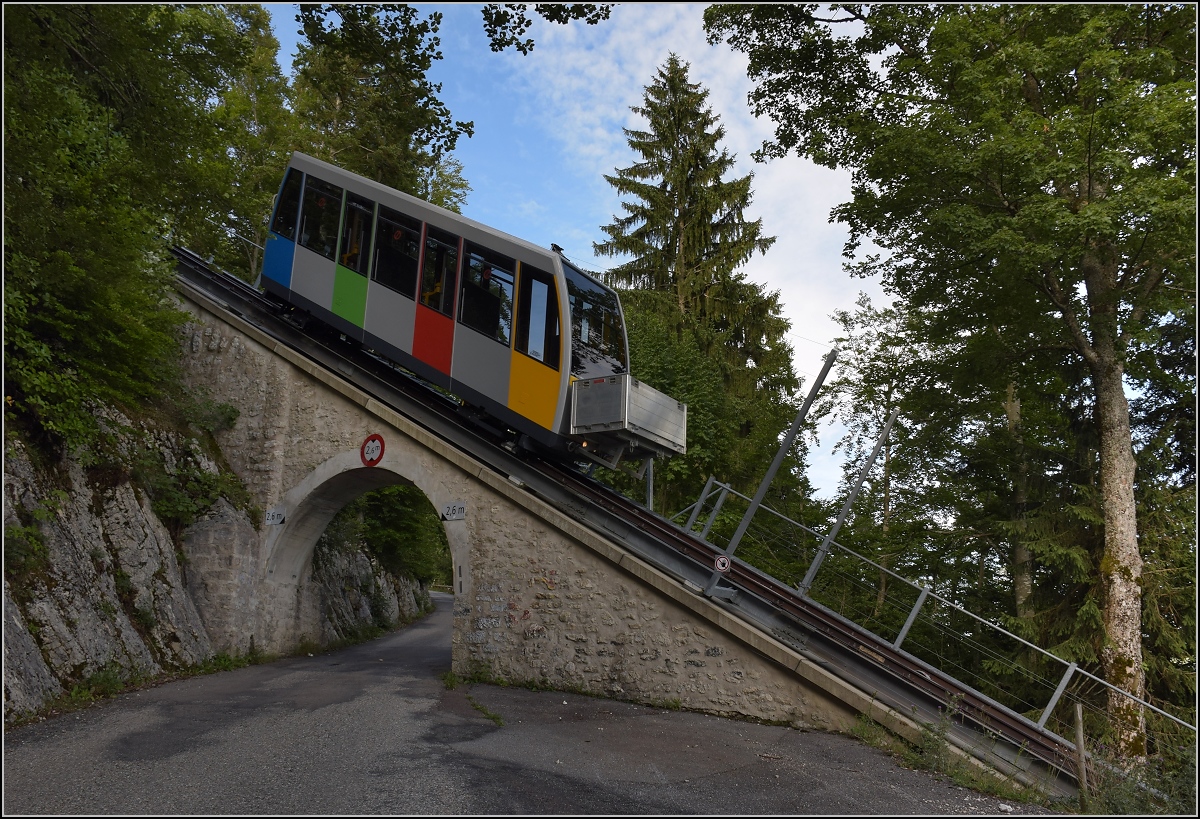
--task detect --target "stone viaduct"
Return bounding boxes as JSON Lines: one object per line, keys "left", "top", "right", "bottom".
{"left": 175, "top": 285, "right": 909, "bottom": 739}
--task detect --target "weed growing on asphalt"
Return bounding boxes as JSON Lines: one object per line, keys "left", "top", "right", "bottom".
{"left": 467, "top": 694, "right": 505, "bottom": 727}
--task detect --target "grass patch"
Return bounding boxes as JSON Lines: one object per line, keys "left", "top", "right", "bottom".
{"left": 849, "top": 707, "right": 1052, "bottom": 807}
{"left": 467, "top": 694, "right": 505, "bottom": 727}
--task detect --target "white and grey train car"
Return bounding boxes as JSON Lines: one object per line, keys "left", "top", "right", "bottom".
{"left": 260, "top": 151, "right": 686, "bottom": 468}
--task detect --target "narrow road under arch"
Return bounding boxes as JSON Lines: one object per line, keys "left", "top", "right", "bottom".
{"left": 3, "top": 595, "right": 1063, "bottom": 815}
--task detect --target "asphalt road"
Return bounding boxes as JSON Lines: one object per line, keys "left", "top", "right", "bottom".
{"left": 3, "top": 593, "right": 1069, "bottom": 815}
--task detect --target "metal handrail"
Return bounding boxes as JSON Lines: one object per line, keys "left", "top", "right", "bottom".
{"left": 677, "top": 478, "right": 1197, "bottom": 735}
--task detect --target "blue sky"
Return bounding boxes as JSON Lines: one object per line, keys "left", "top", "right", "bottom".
{"left": 266, "top": 3, "right": 886, "bottom": 499}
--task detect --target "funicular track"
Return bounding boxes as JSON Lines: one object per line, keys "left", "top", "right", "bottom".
{"left": 172, "top": 249, "right": 1079, "bottom": 799}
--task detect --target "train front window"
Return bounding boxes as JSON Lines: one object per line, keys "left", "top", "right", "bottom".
{"left": 298, "top": 176, "right": 344, "bottom": 261}
{"left": 563, "top": 262, "right": 627, "bottom": 378}
{"left": 515, "top": 264, "right": 560, "bottom": 370}
{"left": 271, "top": 168, "right": 303, "bottom": 240}
{"left": 372, "top": 206, "right": 422, "bottom": 299}
{"left": 337, "top": 192, "right": 374, "bottom": 276}
{"left": 459, "top": 242, "right": 515, "bottom": 346}
{"left": 422, "top": 225, "right": 459, "bottom": 316}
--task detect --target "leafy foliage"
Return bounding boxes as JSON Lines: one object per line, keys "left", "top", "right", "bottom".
{"left": 290, "top": 4, "right": 474, "bottom": 195}
{"left": 707, "top": 2, "right": 1196, "bottom": 753}
{"left": 481, "top": 3, "right": 613, "bottom": 55}
{"left": 592, "top": 55, "right": 808, "bottom": 518}
{"left": 317, "top": 484, "right": 452, "bottom": 587}
{"left": 2, "top": 6, "right": 249, "bottom": 456}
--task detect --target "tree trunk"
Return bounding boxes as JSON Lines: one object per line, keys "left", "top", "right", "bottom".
{"left": 1003, "top": 381, "right": 1034, "bottom": 620}
{"left": 873, "top": 424, "right": 892, "bottom": 619}
{"left": 1081, "top": 246, "right": 1146, "bottom": 759}
{"left": 1093, "top": 353, "right": 1146, "bottom": 757}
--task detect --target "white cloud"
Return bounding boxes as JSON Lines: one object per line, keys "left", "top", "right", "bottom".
{"left": 271, "top": 3, "right": 883, "bottom": 498}
{"left": 490, "top": 4, "right": 887, "bottom": 497}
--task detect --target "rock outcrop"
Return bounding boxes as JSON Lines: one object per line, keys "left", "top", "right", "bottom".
{"left": 3, "top": 429, "right": 431, "bottom": 724}
{"left": 3, "top": 438, "right": 213, "bottom": 721}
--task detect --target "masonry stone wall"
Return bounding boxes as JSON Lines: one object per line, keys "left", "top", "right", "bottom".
{"left": 451, "top": 477, "right": 858, "bottom": 732}
{"left": 171, "top": 289, "right": 872, "bottom": 733}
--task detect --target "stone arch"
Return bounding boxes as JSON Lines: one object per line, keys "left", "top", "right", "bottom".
{"left": 257, "top": 447, "right": 471, "bottom": 652}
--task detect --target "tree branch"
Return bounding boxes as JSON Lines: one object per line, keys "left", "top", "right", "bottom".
{"left": 1040, "top": 266, "right": 1100, "bottom": 368}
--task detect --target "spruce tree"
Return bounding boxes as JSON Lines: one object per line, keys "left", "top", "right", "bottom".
{"left": 593, "top": 55, "right": 811, "bottom": 522}
{"left": 594, "top": 54, "right": 776, "bottom": 344}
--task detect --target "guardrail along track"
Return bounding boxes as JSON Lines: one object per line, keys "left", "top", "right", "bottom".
{"left": 171, "top": 249, "right": 1080, "bottom": 799}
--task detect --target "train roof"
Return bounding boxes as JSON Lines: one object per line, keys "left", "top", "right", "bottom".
{"left": 289, "top": 151, "right": 602, "bottom": 282}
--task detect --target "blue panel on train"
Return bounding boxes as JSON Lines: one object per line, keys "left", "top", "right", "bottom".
{"left": 261, "top": 234, "right": 296, "bottom": 287}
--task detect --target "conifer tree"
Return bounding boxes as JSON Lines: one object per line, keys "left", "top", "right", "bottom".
{"left": 593, "top": 55, "right": 810, "bottom": 518}
{"left": 594, "top": 54, "right": 776, "bottom": 346}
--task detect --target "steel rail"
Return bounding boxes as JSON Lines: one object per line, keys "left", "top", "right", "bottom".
{"left": 170, "top": 249, "right": 1080, "bottom": 798}
{"left": 539, "top": 462, "right": 1081, "bottom": 780}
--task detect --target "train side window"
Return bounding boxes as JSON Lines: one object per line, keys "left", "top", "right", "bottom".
{"left": 337, "top": 192, "right": 375, "bottom": 276}
{"left": 459, "top": 242, "right": 516, "bottom": 346}
{"left": 421, "top": 225, "right": 459, "bottom": 316}
{"left": 270, "top": 168, "right": 303, "bottom": 240}
{"left": 515, "top": 264, "right": 560, "bottom": 369}
{"left": 372, "top": 206, "right": 422, "bottom": 299}
{"left": 298, "top": 176, "right": 344, "bottom": 261}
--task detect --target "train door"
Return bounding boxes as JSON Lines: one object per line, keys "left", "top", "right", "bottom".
{"left": 329, "top": 190, "right": 376, "bottom": 341}
{"left": 412, "top": 224, "right": 460, "bottom": 381}
{"left": 363, "top": 205, "right": 421, "bottom": 360}
{"left": 290, "top": 175, "right": 344, "bottom": 316}
{"left": 261, "top": 168, "right": 303, "bottom": 294}
{"left": 452, "top": 242, "right": 516, "bottom": 408}
{"left": 508, "top": 263, "right": 563, "bottom": 431}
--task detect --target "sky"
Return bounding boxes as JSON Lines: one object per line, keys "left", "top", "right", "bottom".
{"left": 265, "top": 3, "right": 888, "bottom": 500}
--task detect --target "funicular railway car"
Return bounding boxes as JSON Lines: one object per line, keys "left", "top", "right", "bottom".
{"left": 260, "top": 152, "right": 686, "bottom": 471}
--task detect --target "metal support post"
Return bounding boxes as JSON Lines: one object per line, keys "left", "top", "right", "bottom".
{"left": 645, "top": 457, "right": 654, "bottom": 512}
{"left": 893, "top": 585, "right": 930, "bottom": 650}
{"left": 705, "top": 348, "right": 838, "bottom": 598}
{"left": 798, "top": 407, "right": 899, "bottom": 597}
{"left": 1038, "top": 662, "right": 1077, "bottom": 729}
{"left": 685, "top": 476, "right": 716, "bottom": 531}
{"left": 700, "top": 485, "right": 729, "bottom": 541}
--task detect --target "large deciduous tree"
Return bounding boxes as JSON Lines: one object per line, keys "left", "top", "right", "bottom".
{"left": 193, "top": 4, "right": 303, "bottom": 282}
{"left": 289, "top": 4, "right": 474, "bottom": 197}
{"left": 706, "top": 3, "right": 1196, "bottom": 754}
{"left": 3, "top": 4, "right": 250, "bottom": 453}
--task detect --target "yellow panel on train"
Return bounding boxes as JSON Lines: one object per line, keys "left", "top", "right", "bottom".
{"left": 508, "top": 350, "right": 560, "bottom": 431}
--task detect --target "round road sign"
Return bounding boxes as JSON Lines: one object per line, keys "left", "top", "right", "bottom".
{"left": 714, "top": 555, "right": 731, "bottom": 573}
{"left": 360, "top": 434, "right": 385, "bottom": 467}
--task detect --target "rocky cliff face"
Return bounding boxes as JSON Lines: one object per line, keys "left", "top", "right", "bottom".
{"left": 312, "top": 543, "right": 431, "bottom": 644}
{"left": 3, "top": 438, "right": 213, "bottom": 721}
{"left": 3, "top": 428, "right": 431, "bottom": 724}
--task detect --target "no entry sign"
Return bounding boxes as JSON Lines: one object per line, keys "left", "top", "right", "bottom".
{"left": 714, "top": 555, "right": 731, "bottom": 573}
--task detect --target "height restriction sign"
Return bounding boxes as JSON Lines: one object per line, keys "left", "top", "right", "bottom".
{"left": 360, "top": 434, "right": 385, "bottom": 467}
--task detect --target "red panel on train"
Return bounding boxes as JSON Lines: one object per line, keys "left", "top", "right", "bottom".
{"left": 413, "top": 304, "right": 454, "bottom": 376}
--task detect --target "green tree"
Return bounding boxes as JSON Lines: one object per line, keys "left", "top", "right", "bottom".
{"left": 592, "top": 55, "right": 806, "bottom": 516}
{"left": 200, "top": 4, "right": 302, "bottom": 282}
{"left": 3, "top": 4, "right": 250, "bottom": 454}
{"left": 288, "top": 4, "right": 474, "bottom": 197}
{"left": 706, "top": 3, "right": 1196, "bottom": 755}
{"left": 415, "top": 154, "right": 472, "bottom": 215}
{"left": 481, "top": 3, "right": 613, "bottom": 55}
{"left": 595, "top": 54, "right": 776, "bottom": 341}
{"left": 319, "top": 485, "right": 452, "bottom": 587}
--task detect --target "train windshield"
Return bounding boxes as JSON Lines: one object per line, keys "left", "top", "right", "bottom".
{"left": 563, "top": 262, "right": 627, "bottom": 378}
